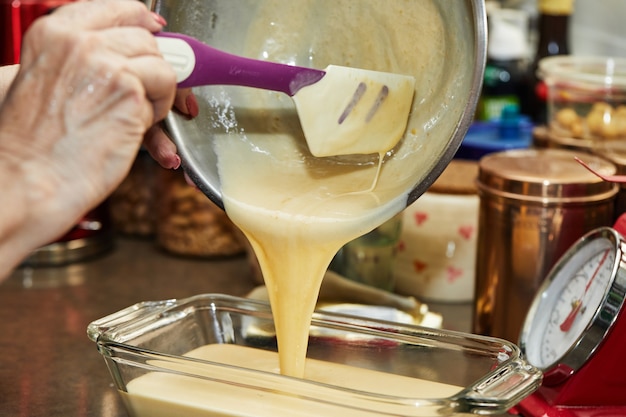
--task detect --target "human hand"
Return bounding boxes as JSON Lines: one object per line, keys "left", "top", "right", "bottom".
{"left": 0, "top": 37, "right": 196, "bottom": 173}
{"left": 0, "top": 0, "right": 180, "bottom": 271}
{"left": 143, "top": 88, "right": 199, "bottom": 171}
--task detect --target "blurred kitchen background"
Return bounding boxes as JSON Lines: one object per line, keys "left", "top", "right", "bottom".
{"left": 4, "top": 2, "right": 626, "bottom": 416}
{"left": 510, "top": 0, "right": 626, "bottom": 57}
{"left": 4, "top": 0, "right": 626, "bottom": 341}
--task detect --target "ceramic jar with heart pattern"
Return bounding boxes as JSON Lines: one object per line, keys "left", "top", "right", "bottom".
{"left": 395, "top": 160, "right": 479, "bottom": 302}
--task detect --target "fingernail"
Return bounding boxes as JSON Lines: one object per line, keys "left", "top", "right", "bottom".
{"left": 185, "top": 94, "right": 199, "bottom": 118}
{"left": 151, "top": 12, "right": 167, "bottom": 26}
{"left": 171, "top": 154, "right": 181, "bottom": 170}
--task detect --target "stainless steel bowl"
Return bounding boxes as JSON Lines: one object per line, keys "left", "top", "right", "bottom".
{"left": 147, "top": 0, "right": 487, "bottom": 210}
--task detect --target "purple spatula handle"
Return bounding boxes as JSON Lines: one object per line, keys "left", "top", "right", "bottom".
{"left": 155, "top": 32, "right": 325, "bottom": 95}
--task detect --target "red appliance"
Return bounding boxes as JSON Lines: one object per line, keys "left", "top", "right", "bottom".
{"left": 1, "top": 0, "right": 73, "bottom": 65}
{"left": 513, "top": 214, "right": 626, "bottom": 416}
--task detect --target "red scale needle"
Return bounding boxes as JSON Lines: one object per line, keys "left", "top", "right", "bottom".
{"left": 559, "top": 249, "right": 609, "bottom": 332}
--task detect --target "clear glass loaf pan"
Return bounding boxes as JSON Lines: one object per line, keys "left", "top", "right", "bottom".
{"left": 87, "top": 294, "right": 541, "bottom": 416}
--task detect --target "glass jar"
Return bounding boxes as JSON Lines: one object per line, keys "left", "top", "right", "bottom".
{"left": 109, "top": 151, "right": 157, "bottom": 237}
{"left": 331, "top": 213, "right": 403, "bottom": 292}
{"left": 156, "top": 169, "right": 245, "bottom": 257}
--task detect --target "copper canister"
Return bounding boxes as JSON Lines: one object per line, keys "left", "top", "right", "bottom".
{"left": 473, "top": 148, "right": 618, "bottom": 343}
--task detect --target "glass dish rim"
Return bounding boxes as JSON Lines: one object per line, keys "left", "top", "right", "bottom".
{"left": 87, "top": 293, "right": 543, "bottom": 415}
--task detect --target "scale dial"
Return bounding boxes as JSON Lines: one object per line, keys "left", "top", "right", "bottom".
{"left": 520, "top": 227, "right": 626, "bottom": 372}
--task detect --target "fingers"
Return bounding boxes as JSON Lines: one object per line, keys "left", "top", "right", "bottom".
{"left": 35, "top": 0, "right": 191, "bottom": 126}
{"left": 18, "top": 0, "right": 190, "bottom": 167}
{"left": 93, "top": 26, "right": 177, "bottom": 123}
{"left": 52, "top": 0, "right": 163, "bottom": 33}
{"left": 23, "top": 18, "right": 176, "bottom": 127}
{"left": 128, "top": 54, "right": 177, "bottom": 123}
{"left": 143, "top": 125, "right": 181, "bottom": 170}
{"left": 143, "top": 88, "right": 198, "bottom": 170}
{"left": 96, "top": 26, "right": 161, "bottom": 59}
{"left": 93, "top": 28, "right": 197, "bottom": 122}
{"left": 175, "top": 89, "right": 200, "bottom": 118}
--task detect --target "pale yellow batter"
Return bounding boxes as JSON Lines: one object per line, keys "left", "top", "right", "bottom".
{"left": 124, "top": 0, "right": 475, "bottom": 414}
{"left": 122, "top": 345, "right": 462, "bottom": 417}
{"left": 212, "top": 0, "right": 471, "bottom": 378}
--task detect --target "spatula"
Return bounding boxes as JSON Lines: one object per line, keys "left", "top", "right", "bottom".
{"left": 155, "top": 32, "right": 416, "bottom": 158}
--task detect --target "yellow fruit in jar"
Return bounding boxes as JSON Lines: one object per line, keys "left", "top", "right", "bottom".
{"left": 587, "top": 104, "right": 612, "bottom": 138}
{"left": 570, "top": 118, "right": 584, "bottom": 138}
{"left": 555, "top": 108, "right": 579, "bottom": 129}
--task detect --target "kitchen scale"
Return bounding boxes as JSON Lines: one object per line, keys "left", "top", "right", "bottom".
{"left": 512, "top": 211, "right": 626, "bottom": 417}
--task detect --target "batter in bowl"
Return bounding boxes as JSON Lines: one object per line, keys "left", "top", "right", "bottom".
{"left": 207, "top": 0, "right": 474, "bottom": 378}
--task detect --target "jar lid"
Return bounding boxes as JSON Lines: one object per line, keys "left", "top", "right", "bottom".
{"left": 457, "top": 111, "right": 533, "bottom": 161}
{"left": 477, "top": 148, "right": 618, "bottom": 203}
{"left": 538, "top": 0, "right": 574, "bottom": 15}
{"left": 487, "top": 8, "right": 528, "bottom": 61}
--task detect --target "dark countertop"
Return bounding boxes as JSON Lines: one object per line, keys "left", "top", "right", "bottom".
{"left": 0, "top": 236, "right": 474, "bottom": 417}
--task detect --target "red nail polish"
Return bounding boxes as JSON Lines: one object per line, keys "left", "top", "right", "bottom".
{"left": 151, "top": 12, "right": 167, "bottom": 26}
{"left": 172, "top": 154, "right": 181, "bottom": 170}
{"left": 185, "top": 94, "right": 199, "bottom": 118}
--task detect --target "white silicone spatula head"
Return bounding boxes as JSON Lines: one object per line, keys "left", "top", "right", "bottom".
{"left": 292, "top": 65, "right": 415, "bottom": 157}
{"left": 155, "top": 32, "right": 415, "bottom": 157}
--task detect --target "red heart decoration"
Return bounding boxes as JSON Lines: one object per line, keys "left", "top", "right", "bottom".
{"left": 413, "top": 260, "right": 427, "bottom": 273}
{"left": 446, "top": 266, "right": 463, "bottom": 283}
{"left": 458, "top": 225, "right": 474, "bottom": 240}
{"left": 414, "top": 212, "right": 428, "bottom": 226}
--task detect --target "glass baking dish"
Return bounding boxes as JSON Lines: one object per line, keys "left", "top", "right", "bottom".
{"left": 87, "top": 294, "right": 541, "bottom": 416}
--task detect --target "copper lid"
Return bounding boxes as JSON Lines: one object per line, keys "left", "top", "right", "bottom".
{"left": 477, "top": 148, "right": 618, "bottom": 203}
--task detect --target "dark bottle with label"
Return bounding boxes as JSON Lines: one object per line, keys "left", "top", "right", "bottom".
{"left": 525, "top": 0, "right": 573, "bottom": 124}
{"left": 477, "top": 8, "right": 529, "bottom": 121}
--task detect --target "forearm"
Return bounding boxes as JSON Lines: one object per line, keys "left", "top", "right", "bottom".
{"left": 0, "top": 65, "right": 19, "bottom": 104}
{"left": 0, "top": 135, "right": 88, "bottom": 281}
{"left": 0, "top": 128, "right": 63, "bottom": 281}
{"left": 0, "top": 66, "right": 30, "bottom": 280}
{"left": 0, "top": 158, "right": 31, "bottom": 280}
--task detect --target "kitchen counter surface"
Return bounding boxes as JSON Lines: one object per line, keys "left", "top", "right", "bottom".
{"left": 0, "top": 236, "right": 475, "bottom": 417}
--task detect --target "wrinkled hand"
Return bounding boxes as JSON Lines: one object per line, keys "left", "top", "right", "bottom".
{"left": 0, "top": 0, "right": 190, "bottom": 268}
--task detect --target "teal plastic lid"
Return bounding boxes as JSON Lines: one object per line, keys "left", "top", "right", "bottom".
{"left": 457, "top": 106, "right": 533, "bottom": 160}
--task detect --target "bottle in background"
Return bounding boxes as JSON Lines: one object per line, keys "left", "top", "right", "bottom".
{"left": 524, "top": 0, "right": 574, "bottom": 124}
{"left": 477, "top": 8, "right": 529, "bottom": 121}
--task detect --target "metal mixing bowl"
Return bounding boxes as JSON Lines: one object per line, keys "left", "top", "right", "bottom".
{"left": 146, "top": 0, "right": 487, "bottom": 210}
